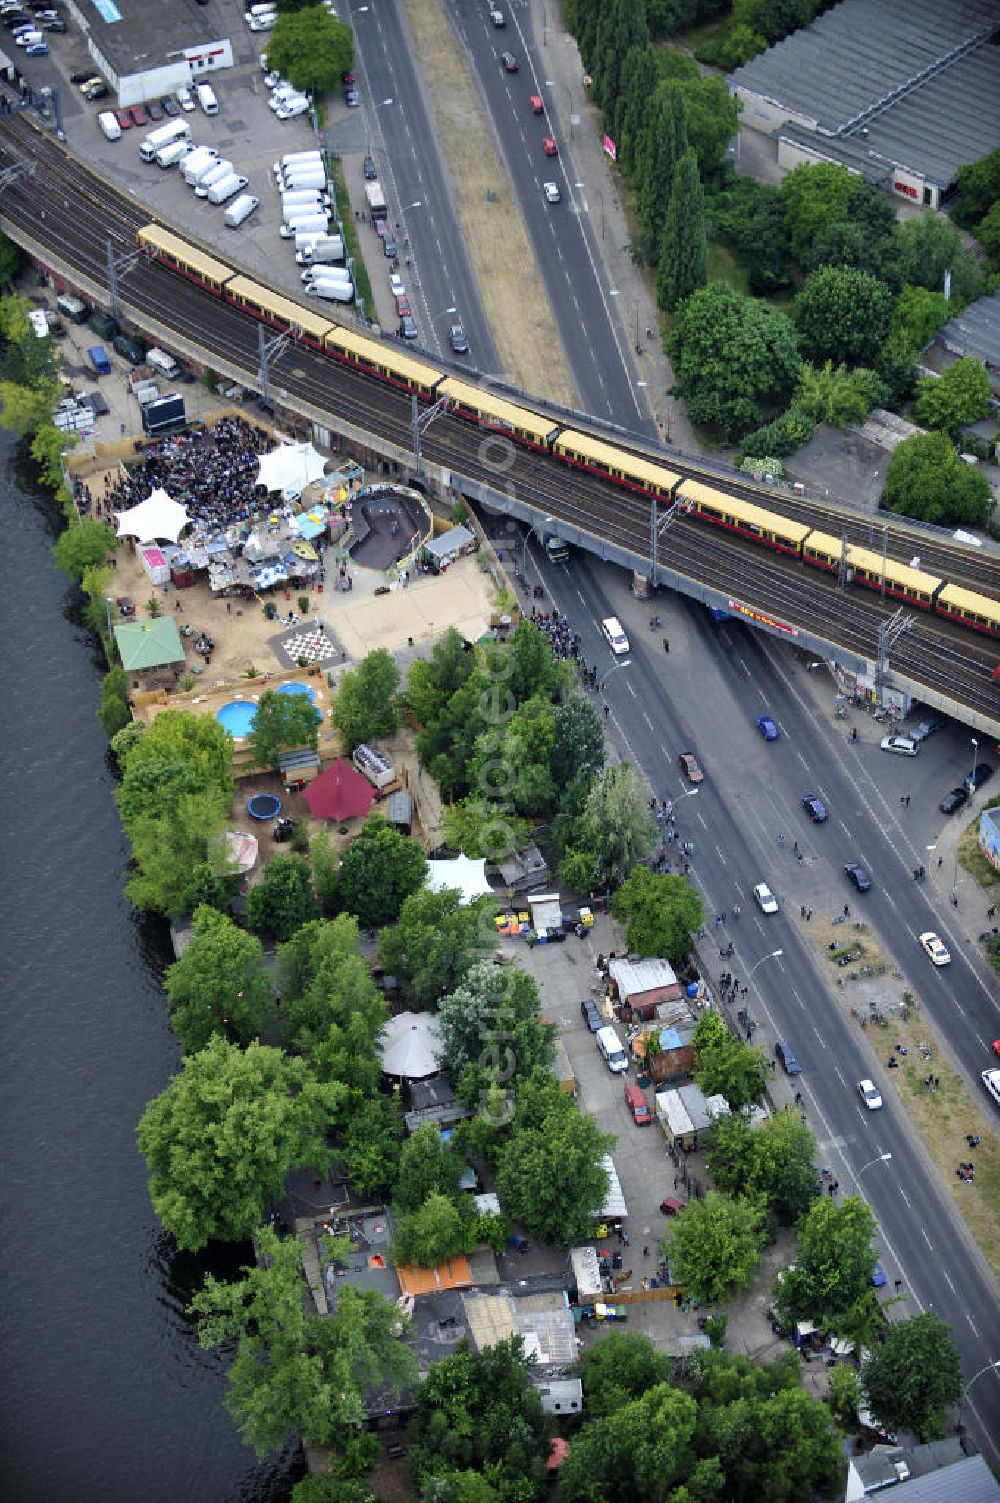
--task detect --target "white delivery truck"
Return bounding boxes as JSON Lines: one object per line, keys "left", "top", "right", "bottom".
{"left": 281, "top": 188, "right": 330, "bottom": 212}
{"left": 146, "top": 348, "right": 181, "bottom": 379}
{"left": 364, "top": 181, "right": 387, "bottom": 220}
{"left": 98, "top": 111, "right": 122, "bottom": 142}
{"left": 280, "top": 211, "right": 328, "bottom": 239}
{"left": 279, "top": 167, "right": 327, "bottom": 192}
{"left": 181, "top": 146, "right": 219, "bottom": 184}
{"left": 303, "top": 265, "right": 352, "bottom": 286}
{"left": 225, "top": 193, "right": 260, "bottom": 228}
{"left": 195, "top": 160, "right": 234, "bottom": 197}
{"left": 296, "top": 234, "right": 345, "bottom": 265}
{"left": 139, "top": 119, "right": 191, "bottom": 162}
{"left": 156, "top": 138, "right": 190, "bottom": 169}
{"left": 208, "top": 173, "right": 249, "bottom": 205}
{"left": 273, "top": 149, "right": 322, "bottom": 177}
{"left": 304, "top": 279, "right": 353, "bottom": 302}
{"left": 195, "top": 83, "right": 219, "bottom": 115}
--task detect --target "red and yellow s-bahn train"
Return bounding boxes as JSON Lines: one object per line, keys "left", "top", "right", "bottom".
{"left": 137, "top": 224, "right": 1000, "bottom": 641}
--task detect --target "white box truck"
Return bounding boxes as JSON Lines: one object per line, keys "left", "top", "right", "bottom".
{"left": 281, "top": 188, "right": 330, "bottom": 212}
{"left": 208, "top": 173, "right": 249, "bottom": 205}
{"left": 364, "top": 181, "right": 387, "bottom": 220}
{"left": 156, "top": 138, "right": 190, "bottom": 169}
{"left": 273, "top": 149, "right": 322, "bottom": 177}
{"left": 139, "top": 119, "right": 191, "bottom": 162}
{"left": 98, "top": 111, "right": 122, "bottom": 142}
{"left": 195, "top": 83, "right": 219, "bottom": 115}
{"left": 195, "top": 161, "right": 234, "bottom": 197}
{"left": 182, "top": 147, "right": 219, "bottom": 184}
{"left": 280, "top": 212, "right": 328, "bottom": 239}
{"left": 295, "top": 234, "right": 345, "bottom": 265}
{"left": 225, "top": 193, "right": 260, "bottom": 228}
{"left": 278, "top": 167, "right": 327, "bottom": 192}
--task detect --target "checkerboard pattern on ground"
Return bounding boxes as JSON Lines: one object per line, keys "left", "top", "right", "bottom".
{"left": 280, "top": 626, "right": 338, "bottom": 664}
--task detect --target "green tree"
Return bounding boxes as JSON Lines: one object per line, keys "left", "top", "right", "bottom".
{"left": 246, "top": 852, "right": 318, "bottom": 941}
{"left": 953, "top": 147, "right": 1000, "bottom": 228}
{"left": 406, "top": 627, "right": 475, "bottom": 727}
{"left": 266, "top": 5, "right": 354, "bottom": 95}
{"left": 892, "top": 211, "right": 967, "bottom": 293}
{"left": 394, "top": 1191, "right": 474, "bottom": 1268}
{"left": 612, "top": 867, "right": 703, "bottom": 962}
{"left": 975, "top": 197, "right": 1000, "bottom": 259}
{"left": 138, "top": 1037, "right": 344, "bottom": 1250}
{"left": 293, "top": 1480, "right": 376, "bottom": 1503}
{"left": 580, "top": 1330, "right": 671, "bottom": 1417}
{"left": 0, "top": 231, "right": 23, "bottom": 285}
{"left": 330, "top": 647, "right": 400, "bottom": 754}
{"left": 781, "top": 160, "right": 857, "bottom": 265}
{"left": 638, "top": 81, "right": 688, "bottom": 260}
{"left": 794, "top": 361, "right": 887, "bottom": 428}
{"left": 407, "top": 1338, "right": 548, "bottom": 1497}
{"left": 395, "top": 1123, "right": 463, "bottom": 1213}
{"left": 617, "top": 45, "right": 658, "bottom": 175}
{"left": 277, "top": 915, "right": 387, "bottom": 1070}
{"left": 379, "top": 888, "right": 493, "bottom": 1008}
{"left": 883, "top": 430, "right": 993, "bottom": 528}
{"left": 437, "top": 961, "right": 554, "bottom": 1083}
{"left": 440, "top": 797, "right": 533, "bottom": 861}
{"left": 795, "top": 265, "right": 893, "bottom": 367}
{"left": 471, "top": 696, "right": 558, "bottom": 817}
{"left": 32, "top": 422, "right": 75, "bottom": 493}
{"left": 657, "top": 147, "right": 708, "bottom": 312}
{"left": 97, "top": 694, "right": 130, "bottom": 738}
{"left": 556, "top": 1381, "right": 704, "bottom": 1503}
{"left": 827, "top": 1362, "right": 860, "bottom": 1429}
{"left": 117, "top": 708, "right": 234, "bottom": 794}
{"left": 915, "top": 357, "right": 992, "bottom": 435}
{"left": 337, "top": 815, "right": 428, "bottom": 929}
{"left": 708, "top": 176, "right": 792, "bottom": 294}
{"left": 665, "top": 1190, "right": 767, "bottom": 1304}
{"left": 0, "top": 380, "right": 59, "bottom": 439}
{"left": 248, "top": 688, "right": 321, "bottom": 769}
{"left": 124, "top": 788, "right": 231, "bottom": 917}
{"left": 692, "top": 1010, "right": 768, "bottom": 1110}
{"left": 341, "top": 1094, "right": 402, "bottom": 1197}
{"left": 739, "top": 0, "right": 815, "bottom": 44}
{"left": 191, "top": 1225, "right": 416, "bottom": 1455}
{"left": 583, "top": 762, "right": 657, "bottom": 885}
{"left": 667, "top": 65, "right": 740, "bottom": 183}
{"left": 775, "top": 1195, "right": 877, "bottom": 1330}
{"left": 669, "top": 282, "right": 802, "bottom": 438}
{"left": 51, "top": 518, "right": 116, "bottom": 582}
{"left": 496, "top": 1082, "right": 613, "bottom": 1245}
{"left": 862, "top": 1312, "right": 962, "bottom": 1441}
{"left": 164, "top": 904, "right": 273, "bottom": 1052}
{"left": 552, "top": 692, "right": 605, "bottom": 786}
{"left": 708, "top": 1108, "right": 820, "bottom": 1224}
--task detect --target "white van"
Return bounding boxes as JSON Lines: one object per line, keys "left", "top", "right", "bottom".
{"left": 139, "top": 119, "right": 191, "bottom": 162}
{"left": 281, "top": 188, "right": 330, "bottom": 212}
{"left": 280, "top": 212, "right": 328, "bottom": 239}
{"left": 303, "top": 266, "right": 352, "bottom": 286}
{"left": 304, "top": 279, "right": 354, "bottom": 302}
{"left": 278, "top": 167, "right": 327, "bottom": 191}
{"left": 182, "top": 146, "right": 219, "bottom": 184}
{"left": 296, "top": 235, "right": 344, "bottom": 265}
{"left": 195, "top": 82, "right": 218, "bottom": 116}
{"left": 208, "top": 173, "right": 249, "bottom": 205}
{"left": 273, "top": 150, "right": 322, "bottom": 176}
{"left": 596, "top": 1025, "right": 628, "bottom": 1073}
{"left": 601, "top": 616, "right": 630, "bottom": 656}
{"left": 195, "top": 160, "right": 234, "bottom": 197}
{"left": 225, "top": 193, "right": 260, "bottom": 228}
{"left": 98, "top": 111, "right": 122, "bottom": 142}
{"left": 156, "top": 139, "right": 190, "bottom": 169}
{"left": 146, "top": 348, "right": 181, "bottom": 379}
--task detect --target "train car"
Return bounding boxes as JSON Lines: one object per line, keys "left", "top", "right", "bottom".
{"left": 137, "top": 224, "right": 234, "bottom": 295}
{"left": 324, "top": 325, "right": 445, "bottom": 400}
{"left": 678, "top": 479, "right": 811, "bottom": 556}
{"left": 554, "top": 428, "right": 680, "bottom": 498}
{"left": 801, "top": 530, "right": 849, "bottom": 573}
{"left": 805, "top": 531, "right": 942, "bottom": 609}
{"left": 438, "top": 378, "right": 561, "bottom": 450}
{"left": 224, "top": 275, "right": 333, "bottom": 350}
{"left": 935, "top": 582, "right": 1000, "bottom": 638}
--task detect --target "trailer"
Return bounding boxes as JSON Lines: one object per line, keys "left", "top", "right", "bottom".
{"left": 364, "top": 180, "right": 387, "bottom": 220}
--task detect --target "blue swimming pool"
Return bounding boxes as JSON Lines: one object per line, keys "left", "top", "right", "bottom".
{"left": 278, "top": 682, "right": 317, "bottom": 704}
{"left": 216, "top": 700, "right": 257, "bottom": 738}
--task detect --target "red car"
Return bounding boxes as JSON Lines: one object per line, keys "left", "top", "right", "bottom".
{"left": 624, "top": 1083, "right": 651, "bottom": 1125}
{"left": 128, "top": 105, "right": 147, "bottom": 128}
{"left": 542, "top": 136, "right": 558, "bottom": 156}
{"left": 993, "top": 1039, "right": 1000, "bottom": 1058}
{"left": 114, "top": 109, "right": 132, "bottom": 129}
{"left": 394, "top": 295, "right": 411, "bottom": 318}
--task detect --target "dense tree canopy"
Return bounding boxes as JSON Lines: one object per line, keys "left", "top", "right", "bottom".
{"left": 266, "top": 4, "right": 353, "bottom": 96}
{"left": 781, "top": 161, "right": 858, "bottom": 265}
{"left": 580, "top": 1330, "right": 671, "bottom": 1418}
{"left": 861, "top": 1312, "right": 962, "bottom": 1441}
{"left": 436, "top": 960, "right": 554, "bottom": 1085}
{"left": 164, "top": 904, "right": 273, "bottom": 1052}
{"left": 138, "top": 1036, "right": 344, "bottom": 1250}
{"left": 612, "top": 867, "right": 703, "bottom": 962}
{"left": 882, "top": 430, "right": 993, "bottom": 528}
{"left": 795, "top": 266, "right": 893, "bottom": 368}
{"left": 52, "top": 518, "right": 117, "bottom": 582}
{"left": 914, "top": 358, "right": 992, "bottom": 436}
{"left": 337, "top": 815, "right": 428, "bottom": 929}
{"left": 379, "top": 887, "right": 493, "bottom": 1008}
{"left": 708, "top": 1108, "right": 820, "bottom": 1225}
{"left": 665, "top": 1189, "right": 767, "bottom": 1304}
{"left": 496, "top": 1075, "right": 613, "bottom": 1244}
{"left": 669, "top": 282, "right": 801, "bottom": 438}
{"left": 657, "top": 147, "right": 708, "bottom": 312}
{"left": 774, "top": 1195, "right": 877, "bottom": 1332}
{"left": 248, "top": 688, "right": 321, "bottom": 769}
{"left": 246, "top": 851, "right": 319, "bottom": 941}
{"left": 330, "top": 648, "right": 400, "bottom": 754}
{"left": 580, "top": 762, "right": 658, "bottom": 886}
{"left": 693, "top": 1010, "right": 767, "bottom": 1110}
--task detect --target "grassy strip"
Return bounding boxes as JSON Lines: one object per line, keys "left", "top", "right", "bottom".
{"left": 328, "top": 156, "right": 374, "bottom": 318}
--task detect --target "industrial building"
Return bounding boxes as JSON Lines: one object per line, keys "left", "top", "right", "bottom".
{"left": 64, "top": 0, "right": 235, "bottom": 106}
{"left": 729, "top": 0, "right": 1000, "bottom": 210}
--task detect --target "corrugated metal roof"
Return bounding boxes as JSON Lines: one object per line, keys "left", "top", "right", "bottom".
{"left": 939, "top": 291, "right": 1000, "bottom": 372}
{"left": 883, "top": 1455, "right": 1000, "bottom": 1502}
{"left": 732, "top": 0, "right": 1000, "bottom": 188}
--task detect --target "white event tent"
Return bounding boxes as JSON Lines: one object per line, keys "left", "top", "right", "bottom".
{"left": 256, "top": 440, "right": 328, "bottom": 497}
{"left": 114, "top": 488, "right": 191, "bottom": 544}
{"left": 425, "top": 855, "right": 491, "bottom": 905}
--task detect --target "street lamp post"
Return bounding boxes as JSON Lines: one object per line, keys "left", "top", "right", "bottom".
{"left": 748, "top": 948, "right": 783, "bottom": 981}
{"left": 105, "top": 596, "right": 116, "bottom": 665}
{"left": 970, "top": 737, "right": 979, "bottom": 786}
{"left": 859, "top": 1152, "right": 892, "bottom": 1174}
{"left": 958, "top": 1359, "right": 1000, "bottom": 1432}
{"left": 598, "top": 658, "right": 630, "bottom": 696}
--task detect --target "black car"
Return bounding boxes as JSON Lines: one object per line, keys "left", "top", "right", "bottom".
{"left": 580, "top": 997, "right": 602, "bottom": 1032}
{"left": 939, "top": 786, "right": 969, "bottom": 815}
{"left": 965, "top": 763, "right": 994, "bottom": 793}
{"left": 398, "top": 314, "right": 417, "bottom": 340}
{"left": 383, "top": 235, "right": 397, "bottom": 258}
{"left": 363, "top": 155, "right": 377, "bottom": 180}
{"left": 112, "top": 333, "right": 145, "bottom": 365}
{"left": 70, "top": 67, "right": 96, "bottom": 81}
{"left": 43, "top": 16, "right": 66, "bottom": 30}
{"left": 145, "top": 100, "right": 163, "bottom": 121}
{"left": 801, "top": 793, "right": 827, "bottom": 823}
{"left": 448, "top": 321, "right": 468, "bottom": 354}
{"left": 775, "top": 1040, "right": 801, "bottom": 1075}
{"left": 844, "top": 862, "right": 872, "bottom": 892}
{"left": 160, "top": 94, "right": 180, "bottom": 116}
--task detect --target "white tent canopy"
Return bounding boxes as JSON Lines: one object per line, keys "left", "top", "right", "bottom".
{"left": 114, "top": 487, "right": 191, "bottom": 543}
{"left": 256, "top": 440, "right": 328, "bottom": 497}
{"left": 378, "top": 1011, "right": 442, "bottom": 1079}
{"left": 425, "top": 855, "right": 491, "bottom": 906}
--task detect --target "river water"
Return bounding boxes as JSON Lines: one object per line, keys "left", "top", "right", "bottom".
{"left": 0, "top": 433, "right": 299, "bottom": 1502}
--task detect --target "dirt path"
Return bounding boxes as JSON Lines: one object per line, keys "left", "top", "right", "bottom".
{"left": 400, "top": 0, "right": 577, "bottom": 405}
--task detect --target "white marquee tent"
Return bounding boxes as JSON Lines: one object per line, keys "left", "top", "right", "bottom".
{"left": 256, "top": 440, "right": 328, "bottom": 497}
{"left": 378, "top": 1011, "right": 442, "bottom": 1080}
{"left": 425, "top": 855, "right": 491, "bottom": 906}
{"left": 114, "top": 487, "right": 191, "bottom": 544}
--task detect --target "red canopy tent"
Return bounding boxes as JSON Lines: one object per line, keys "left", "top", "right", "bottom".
{"left": 302, "top": 758, "right": 375, "bottom": 821}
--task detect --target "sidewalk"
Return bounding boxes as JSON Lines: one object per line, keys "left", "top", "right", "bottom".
{"left": 526, "top": 0, "right": 699, "bottom": 454}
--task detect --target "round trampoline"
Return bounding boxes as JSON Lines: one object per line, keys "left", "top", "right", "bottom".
{"left": 247, "top": 793, "right": 282, "bottom": 821}
{"left": 278, "top": 682, "right": 317, "bottom": 704}
{"left": 216, "top": 700, "right": 257, "bottom": 738}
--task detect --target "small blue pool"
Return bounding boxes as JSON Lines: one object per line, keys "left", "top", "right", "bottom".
{"left": 216, "top": 700, "right": 257, "bottom": 738}
{"left": 278, "top": 682, "right": 317, "bottom": 704}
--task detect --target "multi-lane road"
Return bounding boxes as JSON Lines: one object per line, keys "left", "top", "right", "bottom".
{"left": 520, "top": 537, "right": 1000, "bottom": 1463}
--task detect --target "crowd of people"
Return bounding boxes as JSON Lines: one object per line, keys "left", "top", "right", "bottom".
{"left": 530, "top": 605, "right": 583, "bottom": 663}
{"left": 97, "top": 418, "right": 273, "bottom": 533}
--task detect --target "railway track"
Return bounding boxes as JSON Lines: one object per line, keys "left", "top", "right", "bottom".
{"left": 2, "top": 113, "right": 999, "bottom": 725}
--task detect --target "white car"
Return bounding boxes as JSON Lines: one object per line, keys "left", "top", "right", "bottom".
{"left": 753, "top": 882, "right": 778, "bottom": 914}
{"left": 880, "top": 736, "right": 918, "bottom": 757}
{"left": 859, "top": 1079, "right": 883, "bottom": 1111}
{"left": 389, "top": 271, "right": 405, "bottom": 298}
{"left": 919, "top": 931, "right": 951, "bottom": 967}
{"left": 176, "top": 87, "right": 195, "bottom": 112}
{"left": 543, "top": 181, "right": 561, "bottom": 203}
{"left": 277, "top": 98, "right": 310, "bottom": 120}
